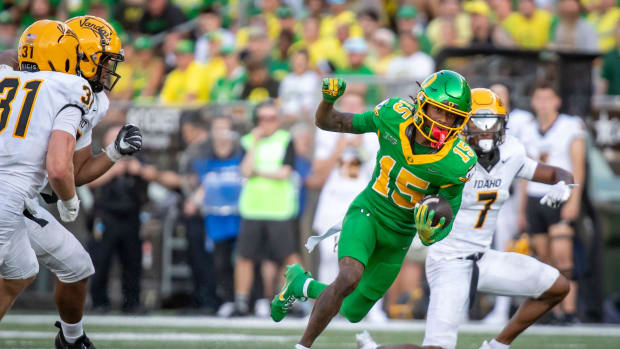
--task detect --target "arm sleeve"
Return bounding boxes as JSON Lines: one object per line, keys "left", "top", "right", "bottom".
{"left": 422, "top": 182, "right": 465, "bottom": 246}
{"left": 52, "top": 106, "right": 83, "bottom": 138}
{"left": 283, "top": 140, "right": 295, "bottom": 167}
{"left": 352, "top": 110, "right": 378, "bottom": 134}
{"left": 517, "top": 155, "right": 538, "bottom": 180}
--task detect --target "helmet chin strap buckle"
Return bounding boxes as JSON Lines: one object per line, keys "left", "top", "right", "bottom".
{"left": 430, "top": 127, "right": 448, "bottom": 149}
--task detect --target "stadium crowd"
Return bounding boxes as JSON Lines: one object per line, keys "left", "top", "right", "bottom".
{"left": 3, "top": 0, "right": 615, "bottom": 323}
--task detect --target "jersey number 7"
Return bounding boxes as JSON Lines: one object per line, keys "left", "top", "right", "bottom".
{"left": 0, "top": 77, "right": 43, "bottom": 139}
{"left": 475, "top": 191, "right": 498, "bottom": 229}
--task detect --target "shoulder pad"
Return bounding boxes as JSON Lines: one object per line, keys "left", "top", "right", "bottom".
{"left": 46, "top": 73, "right": 95, "bottom": 116}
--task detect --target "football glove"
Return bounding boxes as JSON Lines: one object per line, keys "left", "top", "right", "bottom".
{"left": 105, "top": 124, "right": 143, "bottom": 162}
{"left": 414, "top": 203, "right": 445, "bottom": 245}
{"left": 321, "top": 77, "right": 346, "bottom": 103}
{"left": 539, "top": 181, "right": 577, "bottom": 208}
{"left": 57, "top": 193, "right": 80, "bottom": 222}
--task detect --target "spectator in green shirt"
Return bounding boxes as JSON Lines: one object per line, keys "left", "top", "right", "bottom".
{"left": 335, "top": 37, "right": 379, "bottom": 104}
{"left": 601, "top": 22, "right": 620, "bottom": 95}
{"left": 210, "top": 45, "right": 247, "bottom": 102}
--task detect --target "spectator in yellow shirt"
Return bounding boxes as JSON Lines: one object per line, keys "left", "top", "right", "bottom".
{"left": 502, "top": 0, "right": 553, "bottom": 49}
{"left": 290, "top": 17, "right": 347, "bottom": 70}
{"left": 319, "top": 0, "right": 363, "bottom": 39}
{"left": 160, "top": 40, "right": 207, "bottom": 106}
{"left": 426, "top": 0, "right": 472, "bottom": 54}
{"left": 367, "top": 28, "right": 396, "bottom": 76}
{"left": 587, "top": 0, "right": 620, "bottom": 52}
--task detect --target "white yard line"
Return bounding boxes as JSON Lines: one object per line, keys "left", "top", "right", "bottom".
{"left": 0, "top": 331, "right": 297, "bottom": 342}
{"left": 4, "top": 314, "right": 620, "bottom": 337}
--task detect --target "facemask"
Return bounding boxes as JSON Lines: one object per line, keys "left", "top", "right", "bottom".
{"left": 477, "top": 138, "right": 494, "bottom": 153}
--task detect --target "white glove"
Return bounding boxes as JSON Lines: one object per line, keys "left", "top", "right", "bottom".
{"left": 57, "top": 194, "right": 80, "bottom": 222}
{"left": 539, "top": 181, "right": 577, "bottom": 208}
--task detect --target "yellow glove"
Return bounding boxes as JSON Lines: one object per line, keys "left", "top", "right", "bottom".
{"left": 413, "top": 203, "right": 445, "bottom": 245}
{"left": 321, "top": 77, "right": 346, "bottom": 103}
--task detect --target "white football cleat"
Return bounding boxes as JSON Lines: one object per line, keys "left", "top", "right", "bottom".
{"left": 254, "top": 298, "right": 271, "bottom": 318}
{"left": 356, "top": 330, "right": 379, "bottom": 349}
{"left": 479, "top": 340, "right": 493, "bottom": 349}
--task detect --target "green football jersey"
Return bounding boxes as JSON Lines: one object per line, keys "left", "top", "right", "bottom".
{"left": 351, "top": 97, "right": 477, "bottom": 243}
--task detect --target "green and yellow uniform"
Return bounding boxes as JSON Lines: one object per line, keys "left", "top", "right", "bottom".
{"left": 336, "top": 97, "right": 476, "bottom": 321}
{"left": 271, "top": 70, "right": 476, "bottom": 323}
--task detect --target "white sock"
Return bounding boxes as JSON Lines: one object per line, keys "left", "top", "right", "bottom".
{"left": 60, "top": 319, "right": 83, "bottom": 344}
{"left": 295, "top": 344, "right": 310, "bottom": 349}
{"left": 489, "top": 339, "right": 510, "bottom": 349}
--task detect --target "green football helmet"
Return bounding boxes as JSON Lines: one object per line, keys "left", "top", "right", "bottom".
{"left": 413, "top": 70, "right": 472, "bottom": 148}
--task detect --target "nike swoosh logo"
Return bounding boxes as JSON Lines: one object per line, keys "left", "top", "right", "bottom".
{"left": 278, "top": 279, "right": 293, "bottom": 301}
{"left": 427, "top": 168, "right": 440, "bottom": 173}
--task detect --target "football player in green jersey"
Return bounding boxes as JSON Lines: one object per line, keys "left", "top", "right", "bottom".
{"left": 272, "top": 70, "right": 477, "bottom": 349}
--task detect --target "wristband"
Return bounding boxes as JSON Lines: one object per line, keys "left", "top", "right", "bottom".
{"left": 104, "top": 143, "right": 122, "bottom": 162}
{"left": 61, "top": 193, "right": 80, "bottom": 210}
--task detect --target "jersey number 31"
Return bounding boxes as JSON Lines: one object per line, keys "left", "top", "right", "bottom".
{"left": 0, "top": 77, "right": 43, "bottom": 139}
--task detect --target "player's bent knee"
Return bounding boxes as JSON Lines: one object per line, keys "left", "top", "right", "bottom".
{"left": 334, "top": 271, "right": 361, "bottom": 295}
{"left": 540, "top": 274, "right": 570, "bottom": 303}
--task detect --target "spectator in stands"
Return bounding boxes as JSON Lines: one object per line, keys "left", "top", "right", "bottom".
{"left": 276, "top": 6, "right": 298, "bottom": 38}
{"left": 426, "top": 0, "right": 472, "bottom": 54}
{"left": 335, "top": 37, "right": 379, "bottom": 104}
{"left": 600, "top": 22, "right": 620, "bottom": 95}
{"left": 490, "top": 0, "right": 514, "bottom": 23}
{"left": 210, "top": 46, "right": 247, "bottom": 103}
{"left": 279, "top": 49, "right": 321, "bottom": 121}
{"left": 160, "top": 40, "right": 205, "bottom": 105}
{"left": 132, "top": 36, "right": 165, "bottom": 101}
{"left": 88, "top": 126, "right": 149, "bottom": 314}
{"left": 290, "top": 16, "right": 343, "bottom": 69}
{"left": 241, "top": 59, "right": 280, "bottom": 104}
{"left": 269, "top": 29, "right": 294, "bottom": 81}
{"left": 233, "top": 101, "right": 302, "bottom": 316}
{"left": 139, "top": 0, "right": 187, "bottom": 34}
{"left": 358, "top": 8, "right": 381, "bottom": 43}
{"left": 194, "top": 7, "right": 234, "bottom": 64}
{"left": 586, "top": 0, "right": 620, "bottom": 52}
{"left": 386, "top": 31, "right": 434, "bottom": 95}
{"left": 465, "top": 0, "right": 514, "bottom": 48}
{"left": 395, "top": 5, "right": 432, "bottom": 54}
{"left": 0, "top": 11, "right": 17, "bottom": 51}
{"left": 521, "top": 81, "right": 586, "bottom": 325}
{"left": 320, "top": 0, "right": 363, "bottom": 40}
{"left": 185, "top": 115, "right": 244, "bottom": 318}
{"left": 114, "top": 0, "right": 146, "bottom": 33}
{"left": 550, "top": 0, "right": 598, "bottom": 52}
{"left": 244, "top": 27, "right": 273, "bottom": 64}
{"left": 502, "top": 0, "right": 552, "bottom": 49}
{"left": 368, "top": 28, "right": 396, "bottom": 76}
{"left": 19, "top": 0, "right": 54, "bottom": 29}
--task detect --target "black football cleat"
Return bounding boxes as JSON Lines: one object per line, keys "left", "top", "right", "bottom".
{"left": 54, "top": 321, "right": 96, "bottom": 349}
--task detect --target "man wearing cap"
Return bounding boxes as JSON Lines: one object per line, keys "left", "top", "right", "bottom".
{"left": 396, "top": 5, "right": 432, "bottom": 55}
{"left": 465, "top": 0, "right": 513, "bottom": 48}
{"left": 335, "top": 37, "right": 379, "bottom": 104}
{"left": 210, "top": 46, "right": 247, "bottom": 103}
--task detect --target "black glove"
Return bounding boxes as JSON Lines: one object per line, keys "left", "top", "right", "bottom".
{"left": 116, "top": 124, "right": 142, "bottom": 155}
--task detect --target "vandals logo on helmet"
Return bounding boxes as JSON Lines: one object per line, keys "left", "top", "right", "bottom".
{"left": 79, "top": 17, "right": 111, "bottom": 44}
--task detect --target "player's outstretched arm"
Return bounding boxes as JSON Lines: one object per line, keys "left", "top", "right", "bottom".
{"left": 73, "top": 124, "right": 142, "bottom": 186}
{"left": 531, "top": 163, "right": 574, "bottom": 185}
{"left": 315, "top": 78, "right": 355, "bottom": 133}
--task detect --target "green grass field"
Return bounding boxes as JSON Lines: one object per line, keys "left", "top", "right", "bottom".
{"left": 1, "top": 314, "right": 619, "bottom": 349}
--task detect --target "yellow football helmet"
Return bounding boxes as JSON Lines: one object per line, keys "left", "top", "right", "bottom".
{"left": 463, "top": 88, "right": 508, "bottom": 154}
{"left": 65, "top": 15, "right": 124, "bottom": 92}
{"left": 18, "top": 20, "right": 81, "bottom": 75}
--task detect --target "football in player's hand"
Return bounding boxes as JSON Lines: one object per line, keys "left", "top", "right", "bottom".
{"left": 419, "top": 194, "right": 453, "bottom": 227}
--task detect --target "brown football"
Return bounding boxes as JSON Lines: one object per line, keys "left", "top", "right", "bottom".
{"left": 419, "top": 194, "right": 453, "bottom": 227}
